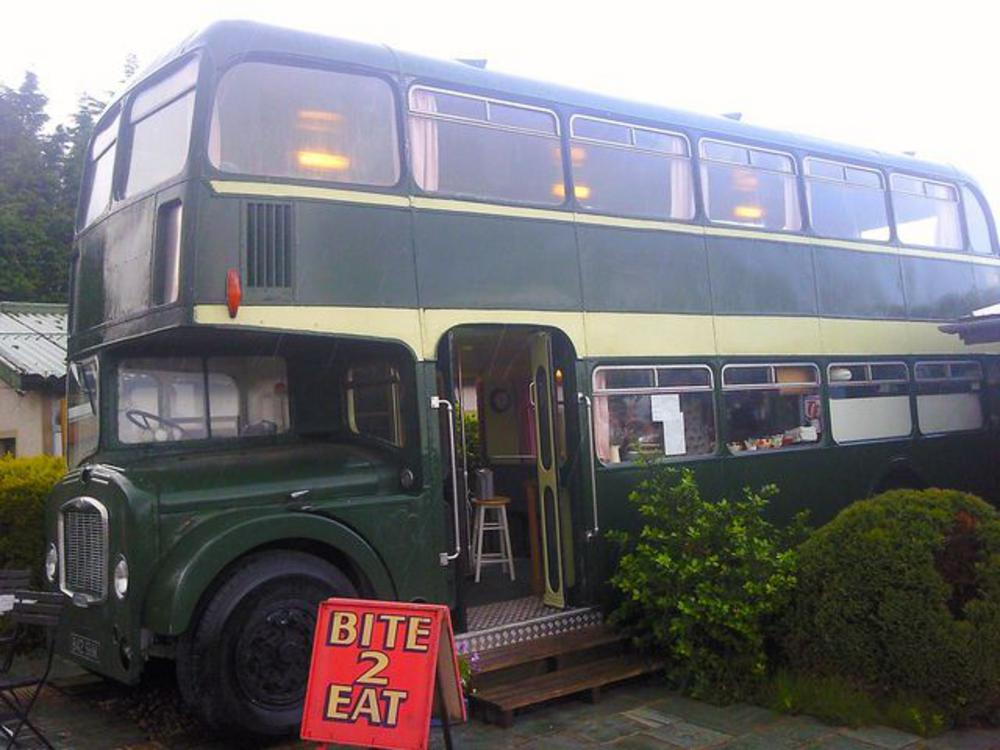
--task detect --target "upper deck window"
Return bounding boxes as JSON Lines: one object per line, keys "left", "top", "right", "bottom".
{"left": 569, "top": 115, "right": 694, "bottom": 220}
{"left": 700, "top": 140, "right": 801, "bottom": 231}
{"left": 891, "top": 174, "right": 963, "bottom": 250}
{"left": 804, "top": 157, "right": 890, "bottom": 241}
{"left": 408, "top": 87, "right": 563, "bottom": 205}
{"left": 125, "top": 58, "right": 198, "bottom": 198}
{"left": 962, "top": 185, "right": 996, "bottom": 255}
{"left": 210, "top": 63, "right": 400, "bottom": 187}
{"left": 81, "top": 113, "right": 120, "bottom": 228}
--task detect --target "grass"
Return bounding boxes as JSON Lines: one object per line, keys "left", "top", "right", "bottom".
{"left": 758, "top": 670, "right": 950, "bottom": 737}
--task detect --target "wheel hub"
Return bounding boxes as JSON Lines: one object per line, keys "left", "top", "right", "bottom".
{"left": 235, "top": 604, "right": 315, "bottom": 708}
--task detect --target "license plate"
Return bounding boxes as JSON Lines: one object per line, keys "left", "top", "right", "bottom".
{"left": 70, "top": 633, "right": 100, "bottom": 662}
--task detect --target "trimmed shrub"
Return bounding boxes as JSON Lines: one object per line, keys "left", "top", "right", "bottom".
{"left": 610, "top": 465, "right": 807, "bottom": 702}
{"left": 0, "top": 454, "right": 65, "bottom": 582}
{"left": 783, "top": 488, "right": 1000, "bottom": 723}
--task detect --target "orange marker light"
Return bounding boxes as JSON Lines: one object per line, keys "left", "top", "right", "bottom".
{"left": 226, "top": 268, "right": 242, "bottom": 319}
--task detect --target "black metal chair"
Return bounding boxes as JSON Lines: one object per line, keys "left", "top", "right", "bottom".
{"left": 0, "top": 581, "right": 65, "bottom": 750}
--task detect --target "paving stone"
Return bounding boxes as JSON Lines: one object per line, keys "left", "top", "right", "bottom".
{"left": 610, "top": 734, "right": 683, "bottom": 749}
{"left": 923, "top": 728, "right": 1000, "bottom": 750}
{"left": 803, "top": 736, "right": 888, "bottom": 750}
{"left": 840, "top": 725, "right": 923, "bottom": 749}
{"left": 571, "top": 714, "right": 649, "bottom": 743}
{"left": 517, "top": 732, "right": 597, "bottom": 748}
{"left": 645, "top": 720, "right": 732, "bottom": 749}
{"left": 625, "top": 706, "right": 681, "bottom": 727}
{"left": 751, "top": 715, "right": 837, "bottom": 745}
{"left": 646, "top": 698, "right": 779, "bottom": 736}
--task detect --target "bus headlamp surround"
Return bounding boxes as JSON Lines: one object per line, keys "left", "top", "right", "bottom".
{"left": 45, "top": 543, "right": 58, "bottom": 584}
{"left": 113, "top": 555, "right": 129, "bottom": 599}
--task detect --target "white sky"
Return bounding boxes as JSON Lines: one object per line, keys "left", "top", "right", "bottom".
{"left": 3, "top": 0, "right": 999, "bottom": 214}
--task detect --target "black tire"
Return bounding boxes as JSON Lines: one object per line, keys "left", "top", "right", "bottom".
{"left": 176, "top": 550, "right": 358, "bottom": 737}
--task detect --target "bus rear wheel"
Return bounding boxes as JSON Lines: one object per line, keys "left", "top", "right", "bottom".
{"left": 176, "top": 550, "right": 358, "bottom": 736}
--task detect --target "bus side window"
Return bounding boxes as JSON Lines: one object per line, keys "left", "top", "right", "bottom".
{"left": 962, "top": 185, "right": 996, "bottom": 255}
{"left": 804, "top": 157, "right": 890, "bottom": 242}
{"left": 408, "top": 87, "right": 563, "bottom": 206}
{"left": 345, "top": 363, "right": 404, "bottom": 447}
{"left": 569, "top": 115, "right": 695, "bottom": 221}
{"left": 891, "top": 174, "right": 963, "bottom": 251}
{"left": 722, "top": 363, "right": 821, "bottom": 453}
{"left": 592, "top": 365, "right": 715, "bottom": 464}
{"left": 828, "top": 362, "right": 910, "bottom": 443}
{"left": 914, "top": 361, "right": 984, "bottom": 434}
{"left": 699, "top": 140, "right": 801, "bottom": 231}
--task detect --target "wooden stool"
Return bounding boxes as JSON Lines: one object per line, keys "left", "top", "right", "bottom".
{"left": 472, "top": 496, "right": 516, "bottom": 583}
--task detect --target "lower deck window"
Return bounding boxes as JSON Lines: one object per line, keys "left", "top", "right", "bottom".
{"left": 723, "top": 364, "right": 822, "bottom": 453}
{"left": 915, "top": 361, "right": 983, "bottom": 434}
{"left": 593, "top": 365, "right": 716, "bottom": 463}
{"left": 345, "top": 363, "right": 403, "bottom": 446}
{"left": 828, "top": 362, "right": 911, "bottom": 443}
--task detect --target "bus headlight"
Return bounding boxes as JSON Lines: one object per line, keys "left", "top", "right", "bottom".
{"left": 45, "top": 544, "right": 58, "bottom": 584}
{"left": 113, "top": 556, "right": 129, "bottom": 600}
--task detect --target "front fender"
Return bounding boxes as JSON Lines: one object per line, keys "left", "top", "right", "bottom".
{"left": 143, "top": 510, "right": 396, "bottom": 635}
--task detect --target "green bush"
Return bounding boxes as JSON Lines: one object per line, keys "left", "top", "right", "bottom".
{"left": 0, "top": 454, "right": 65, "bottom": 582}
{"left": 783, "top": 488, "right": 1000, "bottom": 724}
{"left": 610, "top": 465, "right": 807, "bottom": 702}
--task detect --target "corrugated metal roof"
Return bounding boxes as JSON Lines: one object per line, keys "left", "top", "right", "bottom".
{"left": 0, "top": 302, "right": 67, "bottom": 385}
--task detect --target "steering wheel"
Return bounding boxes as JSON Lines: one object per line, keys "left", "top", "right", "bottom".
{"left": 125, "top": 409, "right": 191, "bottom": 439}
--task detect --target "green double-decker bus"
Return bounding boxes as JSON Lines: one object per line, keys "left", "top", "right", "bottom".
{"left": 46, "top": 20, "right": 1000, "bottom": 735}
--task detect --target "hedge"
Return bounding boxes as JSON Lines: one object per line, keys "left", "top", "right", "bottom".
{"left": 783, "top": 488, "right": 1000, "bottom": 723}
{"left": 0, "top": 454, "right": 66, "bottom": 583}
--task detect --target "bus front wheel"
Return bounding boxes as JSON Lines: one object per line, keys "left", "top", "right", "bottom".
{"left": 176, "top": 550, "right": 358, "bottom": 736}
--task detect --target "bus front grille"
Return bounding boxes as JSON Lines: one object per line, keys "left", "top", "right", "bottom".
{"left": 60, "top": 498, "right": 108, "bottom": 603}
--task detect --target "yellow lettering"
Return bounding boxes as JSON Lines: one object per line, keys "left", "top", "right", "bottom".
{"left": 324, "top": 683, "right": 352, "bottom": 720}
{"left": 360, "top": 612, "right": 375, "bottom": 648}
{"left": 405, "top": 616, "right": 432, "bottom": 652}
{"left": 349, "top": 686, "right": 382, "bottom": 724}
{"left": 327, "top": 611, "right": 358, "bottom": 646}
{"left": 378, "top": 614, "right": 407, "bottom": 649}
{"left": 382, "top": 688, "right": 408, "bottom": 726}
{"left": 357, "top": 650, "right": 390, "bottom": 685}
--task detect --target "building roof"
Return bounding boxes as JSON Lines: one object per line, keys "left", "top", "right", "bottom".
{"left": 0, "top": 302, "right": 67, "bottom": 390}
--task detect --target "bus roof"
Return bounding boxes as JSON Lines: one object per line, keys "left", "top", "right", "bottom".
{"left": 128, "top": 19, "right": 972, "bottom": 186}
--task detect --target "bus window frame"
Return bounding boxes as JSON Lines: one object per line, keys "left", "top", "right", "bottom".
{"left": 406, "top": 83, "right": 567, "bottom": 208}
{"left": 567, "top": 113, "right": 695, "bottom": 221}
{"left": 913, "top": 359, "right": 986, "bottom": 437}
{"left": 959, "top": 182, "right": 999, "bottom": 255}
{"left": 109, "top": 354, "right": 295, "bottom": 451}
{"left": 117, "top": 52, "right": 202, "bottom": 206}
{"left": 698, "top": 137, "right": 803, "bottom": 233}
{"left": 591, "top": 362, "right": 718, "bottom": 465}
{"left": 77, "top": 105, "right": 122, "bottom": 231}
{"left": 206, "top": 54, "right": 407, "bottom": 193}
{"left": 802, "top": 156, "right": 893, "bottom": 245}
{"left": 826, "top": 360, "right": 913, "bottom": 445}
{"left": 888, "top": 172, "right": 965, "bottom": 252}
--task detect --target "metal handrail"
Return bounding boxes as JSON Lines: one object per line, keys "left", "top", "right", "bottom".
{"left": 431, "top": 397, "right": 461, "bottom": 565}
{"left": 577, "top": 393, "right": 600, "bottom": 539}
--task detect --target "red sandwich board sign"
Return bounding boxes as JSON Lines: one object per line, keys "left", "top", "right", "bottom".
{"left": 300, "top": 598, "right": 466, "bottom": 750}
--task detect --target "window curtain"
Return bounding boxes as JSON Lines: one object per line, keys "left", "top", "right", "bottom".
{"left": 593, "top": 371, "right": 611, "bottom": 462}
{"left": 935, "top": 202, "right": 962, "bottom": 249}
{"left": 409, "top": 90, "right": 439, "bottom": 192}
{"left": 669, "top": 158, "right": 694, "bottom": 219}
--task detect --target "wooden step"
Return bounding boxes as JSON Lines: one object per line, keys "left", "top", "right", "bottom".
{"left": 471, "top": 653, "right": 664, "bottom": 728}
{"left": 473, "top": 625, "right": 622, "bottom": 675}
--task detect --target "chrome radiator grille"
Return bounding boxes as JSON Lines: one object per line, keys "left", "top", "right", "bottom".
{"left": 60, "top": 498, "right": 108, "bottom": 601}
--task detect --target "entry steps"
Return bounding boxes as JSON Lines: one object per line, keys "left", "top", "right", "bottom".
{"left": 465, "top": 624, "right": 664, "bottom": 728}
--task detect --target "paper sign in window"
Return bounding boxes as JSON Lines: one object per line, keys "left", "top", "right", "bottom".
{"left": 651, "top": 394, "right": 687, "bottom": 456}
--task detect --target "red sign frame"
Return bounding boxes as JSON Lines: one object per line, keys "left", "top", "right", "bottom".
{"left": 300, "top": 598, "right": 466, "bottom": 749}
